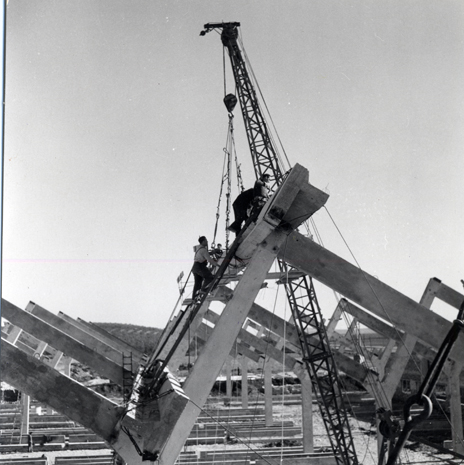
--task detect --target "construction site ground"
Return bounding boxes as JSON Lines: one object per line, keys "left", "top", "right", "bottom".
{"left": 0, "top": 398, "right": 460, "bottom": 465}
{"left": 184, "top": 402, "right": 459, "bottom": 465}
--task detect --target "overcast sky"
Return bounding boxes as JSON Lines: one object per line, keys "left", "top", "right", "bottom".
{"left": 2, "top": 0, "right": 464, "bottom": 330}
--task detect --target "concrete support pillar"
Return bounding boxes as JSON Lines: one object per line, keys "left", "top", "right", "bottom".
{"left": 61, "top": 356, "right": 72, "bottom": 377}
{"left": 6, "top": 325, "right": 22, "bottom": 344}
{"left": 48, "top": 350, "right": 64, "bottom": 369}
{"left": 20, "top": 394, "right": 30, "bottom": 436}
{"left": 241, "top": 357, "right": 248, "bottom": 409}
{"left": 420, "top": 357, "right": 429, "bottom": 384}
{"left": 446, "top": 361, "right": 464, "bottom": 455}
{"left": 376, "top": 338, "right": 396, "bottom": 379}
{"left": 264, "top": 358, "right": 273, "bottom": 427}
{"left": 326, "top": 302, "right": 343, "bottom": 339}
{"left": 225, "top": 358, "right": 232, "bottom": 398}
{"left": 300, "top": 371, "right": 313, "bottom": 453}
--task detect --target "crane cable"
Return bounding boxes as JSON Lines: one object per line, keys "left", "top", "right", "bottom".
{"left": 323, "top": 205, "right": 464, "bottom": 456}
{"left": 212, "top": 117, "right": 233, "bottom": 250}
{"left": 240, "top": 32, "right": 400, "bottom": 457}
{"left": 226, "top": 24, "right": 451, "bottom": 460}
{"left": 239, "top": 32, "right": 379, "bottom": 459}
{"left": 305, "top": 203, "right": 416, "bottom": 411}
{"left": 238, "top": 33, "right": 291, "bottom": 173}
{"left": 324, "top": 206, "right": 433, "bottom": 383}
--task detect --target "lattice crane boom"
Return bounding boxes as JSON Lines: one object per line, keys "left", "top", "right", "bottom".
{"left": 202, "top": 22, "right": 285, "bottom": 191}
{"left": 202, "top": 21, "right": 359, "bottom": 465}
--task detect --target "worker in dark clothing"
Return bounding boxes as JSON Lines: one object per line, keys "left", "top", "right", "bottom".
{"left": 192, "top": 236, "right": 218, "bottom": 298}
{"left": 211, "top": 243, "right": 224, "bottom": 260}
{"left": 228, "top": 173, "right": 272, "bottom": 234}
{"left": 228, "top": 188, "right": 255, "bottom": 234}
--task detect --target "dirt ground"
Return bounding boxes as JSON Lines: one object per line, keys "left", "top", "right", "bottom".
{"left": 187, "top": 403, "right": 462, "bottom": 465}
{"left": 0, "top": 404, "right": 460, "bottom": 464}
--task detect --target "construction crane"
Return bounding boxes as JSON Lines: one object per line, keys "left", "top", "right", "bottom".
{"left": 201, "top": 21, "right": 360, "bottom": 465}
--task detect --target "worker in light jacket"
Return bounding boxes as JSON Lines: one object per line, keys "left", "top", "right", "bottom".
{"left": 192, "top": 236, "right": 218, "bottom": 298}
{"left": 253, "top": 173, "right": 270, "bottom": 204}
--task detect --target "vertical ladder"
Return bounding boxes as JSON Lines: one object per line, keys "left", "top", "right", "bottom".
{"left": 122, "top": 353, "right": 134, "bottom": 403}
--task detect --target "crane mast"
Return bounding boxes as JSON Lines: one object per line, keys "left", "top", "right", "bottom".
{"left": 202, "top": 22, "right": 285, "bottom": 191}
{"left": 202, "top": 22, "right": 359, "bottom": 465}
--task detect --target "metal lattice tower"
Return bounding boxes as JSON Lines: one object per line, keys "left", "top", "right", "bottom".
{"left": 278, "top": 264, "right": 359, "bottom": 465}
{"left": 203, "top": 21, "right": 359, "bottom": 465}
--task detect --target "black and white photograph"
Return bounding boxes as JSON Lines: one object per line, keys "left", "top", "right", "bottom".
{"left": 1, "top": 2, "right": 463, "bottom": 464}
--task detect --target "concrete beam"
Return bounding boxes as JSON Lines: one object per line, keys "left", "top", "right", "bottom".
{"left": 1, "top": 299, "right": 128, "bottom": 386}
{"left": 29, "top": 303, "right": 130, "bottom": 370}
{"left": 204, "top": 309, "right": 300, "bottom": 371}
{"left": 236, "top": 164, "right": 328, "bottom": 261}
{"left": 217, "top": 286, "right": 301, "bottom": 351}
{"left": 338, "top": 299, "right": 398, "bottom": 341}
{"left": 195, "top": 322, "right": 263, "bottom": 363}
{"left": 134, "top": 370, "right": 190, "bottom": 457}
{"left": 279, "top": 235, "right": 463, "bottom": 361}
{"left": 434, "top": 279, "right": 464, "bottom": 309}
{"left": 159, "top": 229, "right": 289, "bottom": 465}
{"left": 69, "top": 315, "right": 144, "bottom": 361}
{"left": 0, "top": 338, "right": 141, "bottom": 463}
{"left": 339, "top": 299, "right": 435, "bottom": 360}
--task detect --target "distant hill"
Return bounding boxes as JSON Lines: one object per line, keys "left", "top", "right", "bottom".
{"left": 93, "top": 322, "right": 163, "bottom": 355}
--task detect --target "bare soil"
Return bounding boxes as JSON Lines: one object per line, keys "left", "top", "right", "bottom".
{"left": 0, "top": 403, "right": 459, "bottom": 464}
{"left": 187, "top": 403, "right": 460, "bottom": 465}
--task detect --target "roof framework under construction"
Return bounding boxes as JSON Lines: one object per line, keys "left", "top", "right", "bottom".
{"left": 1, "top": 21, "right": 463, "bottom": 465}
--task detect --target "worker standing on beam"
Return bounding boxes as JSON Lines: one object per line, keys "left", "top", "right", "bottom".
{"left": 192, "top": 236, "right": 218, "bottom": 298}
{"left": 228, "top": 188, "right": 254, "bottom": 234}
{"left": 228, "top": 173, "right": 271, "bottom": 235}
{"left": 253, "top": 173, "right": 270, "bottom": 206}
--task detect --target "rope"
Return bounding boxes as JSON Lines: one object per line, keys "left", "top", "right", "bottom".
{"left": 238, "top": 34, "right": 291, "bottom": 173}
{"left": 243, "top": 283, "right": 282, "bottom": 464}
{"left": 223, "top": 43, "right": 227, "bottom": 98}
{"left": 212, "top": 116, "right": 235, "bottom": 248}
{"left": 303, "top": 213, "right": 404, "bottom": 416}
{"left": 211, "top": 145, "right": 229, "bottom": 248}
{"left": 175, "top": 398, "right": 278, "bottom": 465}
{"left": 323, "top": 204, "right": 464, "bottom": 457}
{"left": 323, "top": 205, "right": 425, "bottom": 376}
{"left": 280, "top": 282, "right": 288, "bottom": 463}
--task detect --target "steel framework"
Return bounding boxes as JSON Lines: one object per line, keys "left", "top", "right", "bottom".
{"left": 202, "top": 21, "right": 359, "bottom": 465}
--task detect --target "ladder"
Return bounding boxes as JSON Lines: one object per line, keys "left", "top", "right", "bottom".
{"left": 122, "top": 353, "right": 134, "bottom": 403}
